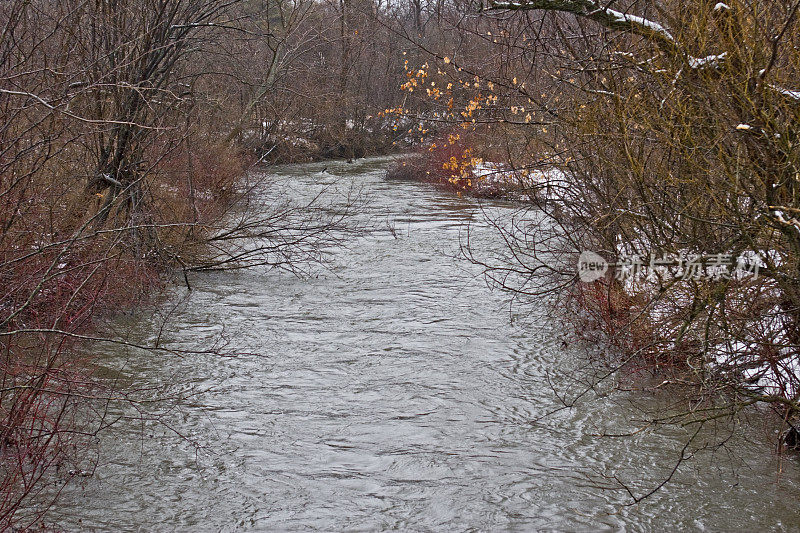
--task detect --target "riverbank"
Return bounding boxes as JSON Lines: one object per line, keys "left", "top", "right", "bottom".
{"left": 385, "top": 150, "right": 553, "bottom": 202}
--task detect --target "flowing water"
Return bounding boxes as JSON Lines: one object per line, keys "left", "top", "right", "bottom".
{"left": 42, "top": 157, "right": 800, "bottom": 531}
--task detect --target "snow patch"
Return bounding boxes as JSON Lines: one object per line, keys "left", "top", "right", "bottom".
{"left": 689, "top": 52, "right": 728, "bottom": 69}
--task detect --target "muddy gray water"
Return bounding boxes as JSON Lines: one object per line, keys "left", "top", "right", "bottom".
{"left": 42, "top": 157, "right": 800, "bottom": 531}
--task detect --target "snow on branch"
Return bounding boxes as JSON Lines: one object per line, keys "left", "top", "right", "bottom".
{"left": 713, "top": 3, "right": 731, "bottom": 14}
{"left": 486, "top": 0, "right": 735, "bottom": 73}
{"left": 486, "top": 0, "right": 681, "bottom": 55}
{"left": 485, "top": 0, "right": 800, "bottom": 104}
{"left": 769, "top": 84, "right": 800, "bottom": 102}
{"left": 688, "top": 52, "right": 727, "bottom": 69}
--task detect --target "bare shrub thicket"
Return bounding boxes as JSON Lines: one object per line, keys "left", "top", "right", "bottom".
{"left": 496, "top": 0, "right": 799, "bottom": 426}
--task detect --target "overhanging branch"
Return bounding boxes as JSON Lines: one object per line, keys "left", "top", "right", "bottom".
{"left": 484, "top": 0, "right": 800, "bottom": 105}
